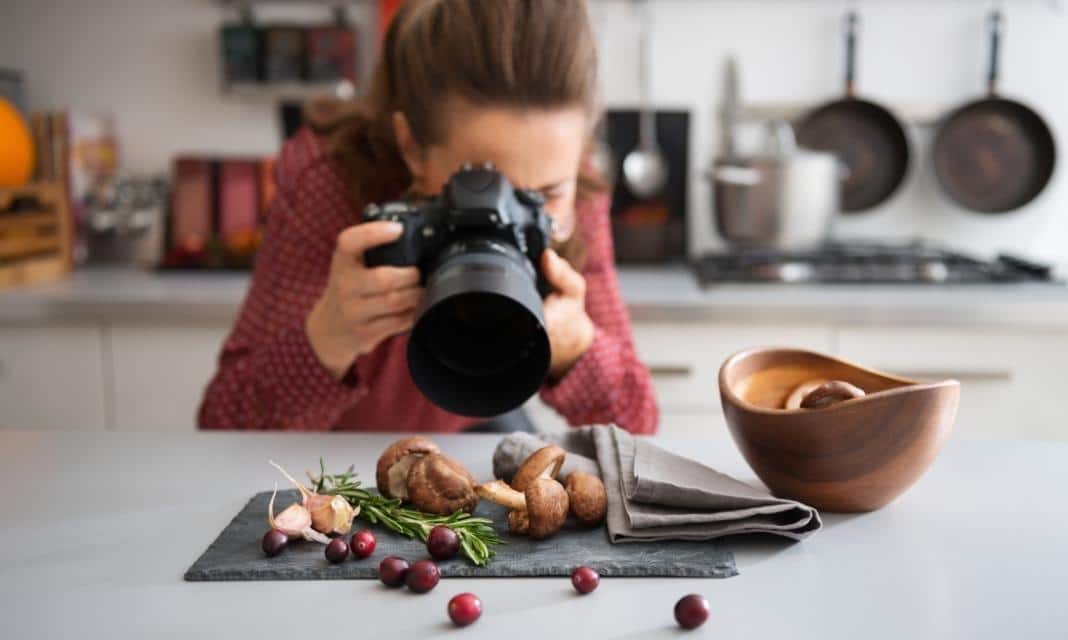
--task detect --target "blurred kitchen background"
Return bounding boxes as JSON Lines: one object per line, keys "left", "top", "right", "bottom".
{"left": 1, "top": 0, "right": 1066, "bottom": 439}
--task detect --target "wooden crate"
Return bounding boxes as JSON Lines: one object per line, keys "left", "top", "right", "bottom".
{"left": 0, "top": 182, "right": 72, "bottom": 289}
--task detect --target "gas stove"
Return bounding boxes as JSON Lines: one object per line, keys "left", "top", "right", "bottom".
{"left": 693, "top": 241, "right": 1057, "bottom": 285}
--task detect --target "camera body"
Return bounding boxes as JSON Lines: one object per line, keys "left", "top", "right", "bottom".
{"left": 361, "top": 164, "right": 556, "bottom": 418}
{"left": 363, "top": 164, "right": 553, "bottom": 295}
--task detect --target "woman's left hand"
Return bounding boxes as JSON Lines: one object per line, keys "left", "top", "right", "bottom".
{"left": 541, "top": 249, "right": 595, "bottom": 380}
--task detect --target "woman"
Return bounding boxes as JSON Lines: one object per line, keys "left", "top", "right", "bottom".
{"left": 198, "top": 0, "right": 657, "bottom": 434}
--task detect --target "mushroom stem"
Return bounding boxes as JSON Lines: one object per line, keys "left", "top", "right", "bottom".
{"left": 477, "top": 480, "right": 527, "bottom": 511}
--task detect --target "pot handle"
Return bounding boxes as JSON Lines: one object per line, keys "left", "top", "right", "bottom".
{"left": 710, "top": 165, "right": 762, "bottom": 186}
{"left": 843, "top": 11, "right": 859, "bottom": 97}
{"left": 987, "top": 9, "right": 1003, "bottom": 97}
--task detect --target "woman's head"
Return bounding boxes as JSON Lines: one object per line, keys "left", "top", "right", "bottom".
{"left": 321, "top": 0, "right": 603, "bottom": 245}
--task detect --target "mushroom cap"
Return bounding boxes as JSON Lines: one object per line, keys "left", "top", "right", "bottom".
{"left": 510, "top": 445, "right": 566, "bottom": 492}
{"left": 376, "top": 436, "right": 440, "bottom": 498}
{"left": 524, "top": 478, "right": 570, "bottom": 540}
{"left": 406, "top": 453, "right": 479, "bottom": 515}
{"left": 800, "top": 380, "right": 866, "bottom": 409}
{"left": 564, "top": 471, "right": 607, "bottom": 526}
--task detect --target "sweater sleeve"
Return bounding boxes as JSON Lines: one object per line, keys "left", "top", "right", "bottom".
{"left": 198, "top": 133, "right": 371, "bottom": 431}
{"left": 538, "top": 195, "right": 659, "bottom": 434}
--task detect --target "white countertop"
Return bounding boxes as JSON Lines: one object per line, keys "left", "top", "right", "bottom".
{"left": 3, "top": 265, "right": 1068, "bottom": 328}
{"left": 2, "top": 427, "right": 1066, "bottom": 639}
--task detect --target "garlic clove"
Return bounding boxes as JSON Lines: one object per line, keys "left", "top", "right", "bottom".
{"left": 268, "top": 485, "right": 314, "bottom": 539}
{"left": 328, "top": 495, "right": 359, "bottom": 535}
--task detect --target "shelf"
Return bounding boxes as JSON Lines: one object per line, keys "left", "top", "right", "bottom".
{"left": 221, "top": 79, "right": 357, "bottom": 101}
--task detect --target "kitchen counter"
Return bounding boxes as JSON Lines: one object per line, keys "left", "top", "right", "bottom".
{"left": 2, "top": 428, "right": 1066, "bottom": 639}
{"left": 4, "top": 265, "right": 1068, "bottom": 328}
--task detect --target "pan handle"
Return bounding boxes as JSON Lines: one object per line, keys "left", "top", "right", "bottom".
{"left": 843, "top": 11, "right": 859, "bottom": 97}
{"left": 987, "top": 9, "right": 1003, "bottom": 96}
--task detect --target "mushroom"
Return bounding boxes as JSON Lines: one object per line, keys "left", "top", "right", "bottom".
{"left": 799, "top": 380, "right": 866, "bottom": 409}
{"left": 478, "top": 478, "right": 569, "bottom": 540}
{"left": 510, "top": 445, "right": 566, "bottom": 492}
{"left": 405, "top": 453, "right": 479, "bottom": 515}
{"left": 376, "top": 436, "right": 440, "bottom": 500}
{"left": 784, "top": 378, "right": 830, "bottom": 410}
{"left": 564, "top": 471, "right": 607, "bottom": 527}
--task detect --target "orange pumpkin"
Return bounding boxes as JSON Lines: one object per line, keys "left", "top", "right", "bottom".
{"left": 0, "top": 98, "right": 35, "bottom": 187}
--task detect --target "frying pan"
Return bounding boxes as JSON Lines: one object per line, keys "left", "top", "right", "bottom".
{"left": 932, "top": 10, "right": 1056, "bottom": 214}
{"left": 796, "top": 11, "right": 911, "bottom": 213}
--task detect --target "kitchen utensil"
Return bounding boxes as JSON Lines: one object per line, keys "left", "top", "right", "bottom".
{"left": 606, "top": 109, "right": 689, "bottom": 262}
{"left": 795, "top": 11, "right": 910, "bottom": 213}
{"left": 932, "top": 10, "right": 1055, "bottom": 213}
{"left": 621, "top": 0, "right": 668, "bottom": 199}
{"left": 719, "top": 347, "right": 959, "bottom": 512}
{"left": 711, "top": 120, "right": 840, "bottom": 249}
{"left": 185, "top": 489, "right": 737, "bottom": 581}
{"left": 720, "top": 55, "right": 740, "bottom": 161}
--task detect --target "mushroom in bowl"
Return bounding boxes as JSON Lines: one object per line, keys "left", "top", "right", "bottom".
{"left": 718, "top": 347, "right": 960, "bottom": 512}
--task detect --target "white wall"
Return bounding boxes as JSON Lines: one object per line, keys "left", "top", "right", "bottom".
{"left": 3, "top": 0, "right": 1067, "bottom": 268}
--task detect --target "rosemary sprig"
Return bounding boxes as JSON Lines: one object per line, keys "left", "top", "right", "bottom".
{"left": 310, "top": 459, "right": 503, "bottom": 567}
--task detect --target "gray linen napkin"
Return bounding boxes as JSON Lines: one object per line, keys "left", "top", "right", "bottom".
{"left": 493, "top": 425, "right": 821, "bottom": 542}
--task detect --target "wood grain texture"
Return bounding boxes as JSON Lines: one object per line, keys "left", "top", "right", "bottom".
{"left": 719, "top": 347, "right": 959, "bottom": 512}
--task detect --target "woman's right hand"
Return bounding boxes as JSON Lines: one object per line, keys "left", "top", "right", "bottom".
{"left": 306, "top": 221, "right": 424, "bottom": 379}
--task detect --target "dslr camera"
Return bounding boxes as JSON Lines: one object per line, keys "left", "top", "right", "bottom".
{"left": 363, "top": 164, "right": 554, "bottom": 418}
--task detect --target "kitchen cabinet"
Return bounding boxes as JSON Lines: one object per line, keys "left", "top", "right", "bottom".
{"left": 0, "top": 326, "right": 108, "bottom": 431}
{"left": 837, "top": 327, "right": 1068, "bottom": 440}
{"left": 108, "top": 325, "right": 228, "bottom": 432}
{"left": 633, "top": 323, "right": 834, "bottom": 413}
{"left": 526, "top": 323, "right": 834, "bottom": 437}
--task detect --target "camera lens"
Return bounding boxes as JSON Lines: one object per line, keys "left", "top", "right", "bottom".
{"left": 407, "top": 239, "right": 550, "bottom": 418}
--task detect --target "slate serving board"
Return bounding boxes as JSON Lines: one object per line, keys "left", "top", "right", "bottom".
{"left": 185, "top": 490, "right": 737, "bottom": 581}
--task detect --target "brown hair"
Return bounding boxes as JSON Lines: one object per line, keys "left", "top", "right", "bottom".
{"left": 308, "top": 0, "right": 605, "bottom": 265}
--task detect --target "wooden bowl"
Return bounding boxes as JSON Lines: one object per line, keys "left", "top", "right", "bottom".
{"left": 718, "top": 347, "right": 960, "bottom": 512}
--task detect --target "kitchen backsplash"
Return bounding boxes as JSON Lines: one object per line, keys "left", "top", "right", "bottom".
{"left": 2, "top": 0, "right": 1066, "bottom": 269}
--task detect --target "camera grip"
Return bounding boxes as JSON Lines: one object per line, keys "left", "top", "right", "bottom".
{"left": 363, "top": 242, "right": 411, "bottom": 268}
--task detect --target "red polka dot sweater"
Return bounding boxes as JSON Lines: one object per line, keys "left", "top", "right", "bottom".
{"left": 198, "top": 128, "right": 658, "bottom": 434}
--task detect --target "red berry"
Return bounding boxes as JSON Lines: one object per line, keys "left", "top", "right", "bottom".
{"left": 674, "top": 594, "right": 710, "bottom": 630}
{"left": 427, "top": 525, "right": 460, "bottom": 560}
{"left": 350, "top": 529, "right": 377, "bottom": 559}
{"left": 447, "top": 592, "right": 483, "bottom": 627}
{"left": 571, "top": 566, "right": 600, "bottom": 594}
{"left": 405, "top": 559, "right": 440, "bottom": 593}
{"left": 261, "top": 529, "right": 288, "bottom": 557}
{"left": 324, "top": 538, "right": 349, "bottom": 564}
{"left": 378, "top": 556, "right": 410, "bottom": 587}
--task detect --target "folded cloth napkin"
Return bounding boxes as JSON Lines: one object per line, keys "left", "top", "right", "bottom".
{"left": 492, "top": 425, "right": 821, "bottom": 542}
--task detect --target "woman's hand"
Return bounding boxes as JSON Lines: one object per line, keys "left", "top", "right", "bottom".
{"left": 306, "top": 221, "right": 425, "bottom": 379}
{"left": 541, "top": 249, "right": 595, "bottom": 380}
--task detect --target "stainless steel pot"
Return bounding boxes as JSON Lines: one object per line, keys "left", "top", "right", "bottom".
{"left": 711, "top": 121, "right": 841, "bottom": 249}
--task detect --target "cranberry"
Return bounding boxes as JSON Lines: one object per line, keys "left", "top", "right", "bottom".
{"left": 324, "top": 538, "right": 349, "bottom": 564}
{"left": 426, "top": 525, "right": 460, "bottom": 560}
{"left": 350, "top": 529, "right": 377, "bottom": 559}
{"left": 570, "top": 566, "right": 600, "bottom": 594}
{"left": 378, "top": 556, "right": 410, "bottom": 587}
{"left": 447, "top": 592, "right": 483, "bottom": 626}
{"left": 405, "top": 559, "right": 440, "bottom": 593}
{"left": 674, "top": 594, "right": 710, "bottom": 630}
{"left": 261, "top": 529, "right": 288, "bottom": 557}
